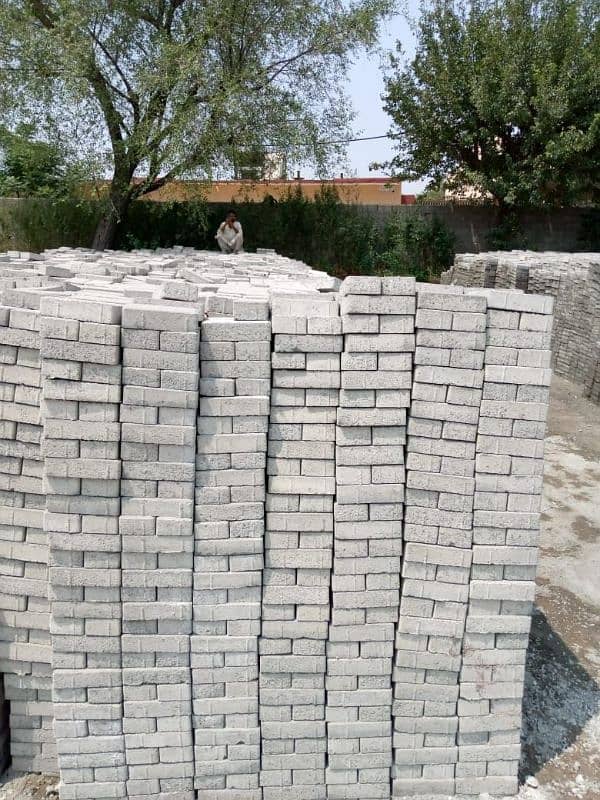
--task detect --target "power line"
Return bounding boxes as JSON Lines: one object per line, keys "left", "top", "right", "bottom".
{"left": 318, "top": 134, "right": 392, "bottom": 145}
{"left": 265, "top": 134, "right": 392, "bottom": 148}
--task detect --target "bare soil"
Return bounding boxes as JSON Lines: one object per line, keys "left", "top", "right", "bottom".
{"left": 519, "top": 376, "right": 600, "bottom": 800}
{"left": 0, "top": 772, "right": 57, "bottom": 800}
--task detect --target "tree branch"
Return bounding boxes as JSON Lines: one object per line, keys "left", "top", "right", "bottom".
{"left": 132, "top": 127, "right": 216, "bottom": 199}
{"left": 165, "top": 0, "right": 187, "bottom": 30}
{"left": 26, "top": 0, "right": 56, "bottom": 29}
{"left": 85, "top": 55, "right": 127, "bottom": 143}
{"left": 89, "top": 30, "right": 140, "bottom": 124}
{"left": 25, "top": 2, "right": 128, "bottom": 155}
{"left": 252, "top": 45, "right": 322, "bottom": 89}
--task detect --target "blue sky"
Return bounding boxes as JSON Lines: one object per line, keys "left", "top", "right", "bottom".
{"left": 342, "top": 2, "right": 427, "bottom": 193}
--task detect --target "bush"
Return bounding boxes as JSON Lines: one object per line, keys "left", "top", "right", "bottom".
{"left": 0, "top": 190, "right": 457, "bottom": 282}
{"left": 374, "top": 211, "right": 456, "bottom": 281}
{"left": 0, "top": 197, "right": 100, "bottom": 251}
{"left": 116, "top": 200, "right": 210, "bottom": 250}
{"left": 485, "top": 212, "right": 529, "bottom": 250}
{"left": 117, "top": 186, "right": 382, "bottom": 277}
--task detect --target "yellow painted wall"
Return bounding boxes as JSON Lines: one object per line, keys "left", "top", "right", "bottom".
{"left": 141, "top": 179, "right": 404, "bottom": 206}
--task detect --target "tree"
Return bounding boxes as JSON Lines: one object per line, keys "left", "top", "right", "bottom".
{"left": 0, "top": 0, "right": 390, "bottom": 248}
{"left": 0, "top": 124, "right": 74, "bottom": 197}
{"left": 382, "top": 0, "right": 600, "bottom": 208}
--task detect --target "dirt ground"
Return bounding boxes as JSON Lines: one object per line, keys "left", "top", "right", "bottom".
{"left": 0, "top": 772, "right": 57, "bottom": 800}
{"left": 0, "top": 374, "right": 598, "bottom": 800}
{"left": 519, "top": 375, "right": 600, "bottom": 800}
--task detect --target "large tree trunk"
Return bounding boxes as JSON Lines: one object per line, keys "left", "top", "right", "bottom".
{"left": 92, "top": 173, "right": 133, "bottom": 250}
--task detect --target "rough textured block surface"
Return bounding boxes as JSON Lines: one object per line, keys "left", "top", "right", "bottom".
{"left": 0, "top": 247, "right": 553, "bottom": 799}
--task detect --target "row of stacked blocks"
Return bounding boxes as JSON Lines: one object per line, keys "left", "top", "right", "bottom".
{"left": 441, "top": 251, "right": 600, "bottom": 403}
{"left": 194, "top": 304, "right": 271, "bottom": 798}
{"left": 0, "top": 275, "right": 552, "bottom": 799}
{"left": 0, "top": 304, "right": 52, "bottom": 774}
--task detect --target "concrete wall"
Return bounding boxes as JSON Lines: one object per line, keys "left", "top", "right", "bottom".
{"left": 2, "top": 196, "right": 597, "bottom": 258}
{"left": 363, "top": 205, "right": 597, "bottom": 254}
{"left": 0, "top": 248, "right": 553, "bottom": 800}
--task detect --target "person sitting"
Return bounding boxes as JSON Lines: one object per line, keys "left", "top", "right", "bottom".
{"left": 216, "top": 210, "right": 244, "bottom": 254}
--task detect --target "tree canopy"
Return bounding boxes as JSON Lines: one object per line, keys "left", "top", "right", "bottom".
{"left": 0, "top": 124, "right": 76, "bottom": 197}
{"left": 0, "top": 0, "right": 390, "bottom": 247}
{"left": 383, "top": 0, "right": 600, "bottom": 207}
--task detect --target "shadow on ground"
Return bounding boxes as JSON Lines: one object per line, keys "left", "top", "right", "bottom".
{"left": 520, "top": 606, "right": 600, "bottom": 782}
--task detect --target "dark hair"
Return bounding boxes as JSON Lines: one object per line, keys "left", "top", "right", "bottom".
{"left": 226, "top": 209, "right": 237, "bottom": 217}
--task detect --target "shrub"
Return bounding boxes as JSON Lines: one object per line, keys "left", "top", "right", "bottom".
{"left": 0, "top": 197, "right": 100, "bottom": 251}
{"left": 117, "top": 187, "right": 382, "bottom": 277}
{"left": 485, "top": 212, "right": 529, "bottom": 250}
{"left": 0, "top": 191, "right": 456, "bottom": 282}
{"left": 375, "top": 211, "right": 456, "bottom": 281}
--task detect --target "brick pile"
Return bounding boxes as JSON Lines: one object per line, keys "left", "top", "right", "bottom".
{"left": 0, "top": 248, "right": 554, "bottom": 800}
{"left": 327, "top": 276, "right": 415, "bottom": 799}
{"left": 40, "top": 295, "right": 123, "bottom": 800}
{"left": 457, "top": 291, "right": 553, "bottom": 797}
{"left": 260, "top": 292, "right": 340, "bottom": 800}
{"left": 585, "top": 263, "right": 600, "bottom": 403}
{"left": 393, "top": 286, "right": 485, "bottom": 797}
{"left": 0, "top": 298, "right": 53, "bottom": 775}
{"left": 441, "top": 251, "right": 600, "bottom": 403}
{"left": 441, "top": 255, "right": 496, "bottom": 288}
{"left": 120, "top": 304, "right": 199, "bottom": 800}
{"left": 193, "top": 300, "right": 270, "bottom": 799}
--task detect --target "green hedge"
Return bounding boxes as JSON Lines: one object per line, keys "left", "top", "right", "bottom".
{"left": 117, "top": 189, "right": 456, "bottom": 280}
{"left": 0, "top": 197, "right": 100, "bottom": 252}
{"left": 0, "top": 189, "right": 457, "bottom": 281}
{"left": 117, "top": 191, "right": 381, "bottom": 275}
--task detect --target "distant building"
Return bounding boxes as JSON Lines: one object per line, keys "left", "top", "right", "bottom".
{"left": 262, "top": 154, "right": 288, "bottom": 181}
{"left": 141, "top": 177, "right": 405, "bottom": 206}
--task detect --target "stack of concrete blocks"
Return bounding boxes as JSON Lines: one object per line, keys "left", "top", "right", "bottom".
{"left": 0, "top": 250, "right": 557, "bottom": 800}
{"left": 441, "top": 251, "right": 600, "bottom": 405}
{"left": 40, "top": 295, "right": 123, "bottom": 800}
{"left": 192, "top": 302, "right": 270, "bottom": 799}
{"left": 120, "top": 304, "right": 199, "bottom": 800}
{"left": 494, "top": 263, "right": 518, "bottom": 292}
{"left": 392, "top": 287, "right": 484, "bottom": 797}
{"left": 327, "top": 276, "right": 415, "bottom": 800}
{"left": 0, "top": 679, "right": 8, "bottom": 771}
{"left": 527, "top": 266, "right": 562, "bottom": 299}
{"left": 457, "top": 289, "right": 553, "bottom": 796}
{"left": 584, "top": 262, "right": 600, "bottom": 403}
{"left": 0, "top": 294, "right": 55, "bottom": 775}
{"left": 548, "top": 268, "right": 594, "bottom": 388}
{"left": 259, "top": 292, "right": 341, "bottom": 800}
{"left": 442, "top": 256, "right": 497, "bottom": 289}
{"left": 488, "top": 258, "right": 530, "bottom": 292}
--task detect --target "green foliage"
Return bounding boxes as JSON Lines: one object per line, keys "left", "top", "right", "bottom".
{"left": 0, "top": 0, "right": 391, "bottom": 247}
{"left": 0, "top": 125, "right": 74, "bottom": 198}
{"left": 383, "top": 0, "right": 600, "bottom": 208}
{"left": 0, "top": 190, "right": 457, "bottom": 281}
{"left": 415, "top": 187, "right": 446, "bottom": 203}
{"left": 0, "top": 197, "right": 101, "bottom": 251}
{"left": 118, "top": 186, "right": 384, "bottom": 277}
{"left": 576, "top": 208, "right": 600, "bottom": 250}
{"left": 118, "top": 201, "right": 210, "bottom": 251}
{"left": 375, "top": 212, "right": 456, "bottom": 281}
{"left": 485, "top": 212, "right": 529, "bottom": 250}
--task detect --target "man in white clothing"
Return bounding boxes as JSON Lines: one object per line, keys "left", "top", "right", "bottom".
{"left": 216, "top": 210, "right": 244, "bottom": 254}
